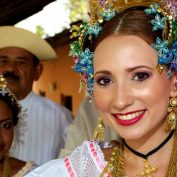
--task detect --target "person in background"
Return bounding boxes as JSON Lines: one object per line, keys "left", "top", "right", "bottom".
{"left": 59, "top": 96, "right": 118, "bottom": 158}
{"left": 24, "top": 0, "right": 177, "bottom": 176}
{"left": 0, "top": 75, "right": 36, "bottom": 176}
{"left": 0, "top": 26, "right": 73, "bottom": 165}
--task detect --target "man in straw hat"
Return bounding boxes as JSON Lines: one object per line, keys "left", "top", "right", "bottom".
{"left": 0, "top": 26, "right": 73, "bottom": 165}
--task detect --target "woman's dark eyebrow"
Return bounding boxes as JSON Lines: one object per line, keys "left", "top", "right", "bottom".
{"left": 126, "top": 65, "right": 153, "bottom": 72}
{"left": 94, "top": 66, "right": 153, "bottom": 75}
{"left": 94, "top": 70, "right": 111, "bottom": 75}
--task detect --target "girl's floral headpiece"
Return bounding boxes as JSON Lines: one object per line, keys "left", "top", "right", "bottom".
{"left": 70, "top": 0, "right": 177, "bottom": 96}
{"left": 0, "top": 75, "right": 26, "bottom": 148}
{"left": 0, "top": 75, "right": 21, "bottom": 113}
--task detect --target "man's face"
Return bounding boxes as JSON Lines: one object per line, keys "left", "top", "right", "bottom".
{"left": 0, "top": 47, "right": 42, "bottom": 100}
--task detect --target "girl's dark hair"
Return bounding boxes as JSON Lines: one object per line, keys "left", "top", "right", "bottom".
{"left": 0, "top": 92, "right": 21, "bottom": 126}
{"left": 90, "top": 6, "right": 162, "bottom": 50}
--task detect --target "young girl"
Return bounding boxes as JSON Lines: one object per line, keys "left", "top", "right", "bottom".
{"left": 0, "top": 75, "right": 35, "bottom": 176}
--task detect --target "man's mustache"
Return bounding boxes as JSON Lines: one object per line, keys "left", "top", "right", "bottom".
{"left": 3, "top": 72, "right": 20, "bottom": 81}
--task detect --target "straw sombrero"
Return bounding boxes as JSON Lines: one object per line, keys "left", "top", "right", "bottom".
{"left": 0, "top": 26, "right": 57, "bottom": 60}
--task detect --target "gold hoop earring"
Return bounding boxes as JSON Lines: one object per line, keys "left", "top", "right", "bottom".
{"left": 93, "top": 117, "right": 105, "bottom": 141}
{"left": 165, "top": 97, "right": 177, "bottom": 132}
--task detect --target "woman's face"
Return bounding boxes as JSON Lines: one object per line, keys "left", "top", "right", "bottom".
{"left": 93, "top": 35, "right": 176, "bottom": 141}
{"left": 0, "top": 99, "right": 13, "bottom": 160}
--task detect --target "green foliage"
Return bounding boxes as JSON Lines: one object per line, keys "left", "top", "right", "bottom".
{"left": 35, "top": 25, "right": 46, "bottom": 37}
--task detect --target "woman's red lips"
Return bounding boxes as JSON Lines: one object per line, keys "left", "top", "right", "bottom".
{"left": 113, "top": 110, "right": 146, "bottom": 126}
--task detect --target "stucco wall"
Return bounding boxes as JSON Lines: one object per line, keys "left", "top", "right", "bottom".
{"left": 33, "top": 43, "right": 84, "bottom": 116}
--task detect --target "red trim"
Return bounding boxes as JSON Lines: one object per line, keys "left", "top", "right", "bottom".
{"left": 64, "top": 157, "right": 76, "bottom": 177}
{"left": 88, "top": 141, "right": 105, "bottom": 170}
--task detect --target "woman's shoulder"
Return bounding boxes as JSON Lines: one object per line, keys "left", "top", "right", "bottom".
{"left": 9, "top": 158, "right": 36, "bottom": 177}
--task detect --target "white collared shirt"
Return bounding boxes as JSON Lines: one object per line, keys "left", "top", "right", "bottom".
{"left": 10, "top": 91, "right": 73, "bottom": 165}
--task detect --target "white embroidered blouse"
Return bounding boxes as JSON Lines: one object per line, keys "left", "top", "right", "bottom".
{"left": 24, "top": 140, "right": 108, "bottom": 177}
{"left": 24, "top": 140, "right": 177, "bottom": 177}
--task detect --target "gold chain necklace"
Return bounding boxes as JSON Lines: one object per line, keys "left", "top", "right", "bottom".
{"left": 100, "top": 142, "right": 126, "bottom": 177}
{"left": 3, "top": 153, "right": 11, "bottom": 177}
{"left": 124, "top": 130, "right": 174, "bottom": 177}
{"left": 100, "top": 131, "right": 177, "bottom": 177}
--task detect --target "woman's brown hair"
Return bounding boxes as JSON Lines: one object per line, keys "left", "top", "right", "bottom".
{"left": 92, "top": 6, "right": 162, "bottom": 49}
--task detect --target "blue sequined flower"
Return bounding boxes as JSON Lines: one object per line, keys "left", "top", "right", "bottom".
{"left": 152, "top": 38, "right": 177, "bottom": 77}
{"left": 100, "top": 8, "right": 117, "bottom": 21}
{"left": 151, "top": 14, "right": 165, "bottom": 31}
{"left": 170, "top": 42, "right": 177, "bottom": 70}
{"left": 145, "top": 3, "right": 165, "bottom": 31}
{"left": 146, "top": 2, "right": 177, "bottom": 78}
{"left": 87, "top": 23, "right": 102, "bottom": 37}
{"left": 152, "top": 37, "right": 172, "bottom": 65}
{"left": 145, "top": 3, "right": 159, "bottom": 15}
{"left": 73, "top": 48, "right": 94, "bottom": 95}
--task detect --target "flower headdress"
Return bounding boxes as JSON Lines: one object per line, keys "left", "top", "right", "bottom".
{"left": 145, "top": 0, "right": 177, "bottom": 77}
{"left": 0, "top": 75, "right": 21, "bottom": 116}
{"left": 70, "top": 0, "right": 177, "bottom": 96}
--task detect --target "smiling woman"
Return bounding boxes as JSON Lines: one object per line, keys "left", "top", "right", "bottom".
{"left": 0, "top": 75, "right": 36, "bottom": 177}
{"left": 93, "top": 35, "right": 171, "bottom": 140}
{"left": 24, "top": 0, "right": 177, "bottom": 176}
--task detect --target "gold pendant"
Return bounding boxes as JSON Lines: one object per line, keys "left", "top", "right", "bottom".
{"left": 137, "top": 159, "right": 158, "bottom": 177}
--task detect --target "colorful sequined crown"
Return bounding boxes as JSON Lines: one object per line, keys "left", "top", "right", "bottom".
{"left": 89, "top": 0, "right": 160, "bottom": 24}
{"left": 70, "top": 0, "right": 177, "bottom": 96}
